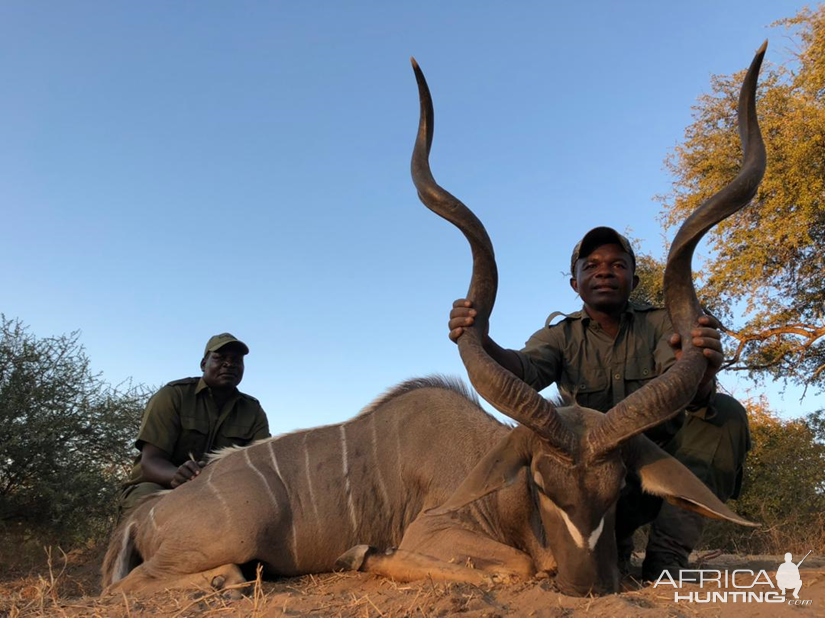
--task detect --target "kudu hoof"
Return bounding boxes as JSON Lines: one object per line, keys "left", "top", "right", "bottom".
{"left": 210, "top": 574, "right": 244, "bottom": 600}
{"left": 211, "top": 575, "right": 226, "bottom": 589}
{"left": 335, "top": 545, "right": 375, "bottom": 571}
{"left": 222, "top": 588, "right": 244, "bottom": 601}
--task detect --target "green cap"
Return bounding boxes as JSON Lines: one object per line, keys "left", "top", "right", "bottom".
{"left": 570, "top": 226, "right": 636, "bottom": 274}
{"left": 204, "top": 333, "right": 250, "bottom": 357}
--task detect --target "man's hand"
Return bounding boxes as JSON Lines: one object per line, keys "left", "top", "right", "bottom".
{"left": 170, "top": 459, "right": 205, "bottom": 488}
{"left": 447, "top": 298, "right": 525, "bottom": 379}
{"left": 449, "top": 299, "right": 478, "bottom": 343}
{"left": 141, "top": 443, "right": 207, "bottom": 490}
{"left": 669, "top": 314, "right": 724, "bottom": 385}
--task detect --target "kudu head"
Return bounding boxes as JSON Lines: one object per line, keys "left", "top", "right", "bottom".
{"left": 411, "top": 43, "right": 767, "bottom": 596}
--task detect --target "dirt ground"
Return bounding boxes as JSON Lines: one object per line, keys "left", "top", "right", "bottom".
{"left": 1, "top": 549, "right": 822, "bottom": 617}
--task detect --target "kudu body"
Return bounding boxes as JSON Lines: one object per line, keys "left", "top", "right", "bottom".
{"left": 103, "top": 379, "right": 561, "bottom": 592}
{"left": 103, "top": 45, "right": 766, "bottom": 596}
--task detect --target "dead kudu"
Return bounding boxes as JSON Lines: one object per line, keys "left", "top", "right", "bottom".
{"left": 102, "top": 45, "right": 766, "bottom": 597}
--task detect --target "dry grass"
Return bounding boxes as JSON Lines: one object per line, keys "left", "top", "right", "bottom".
{"left": 1, "top": 546, "right": 86, "bottom": 617}
{"left": 2, "top": 545, "right": 824, "bottom": 617}
{"left": 701, "top": 509, "right": 825, "bottom": 556}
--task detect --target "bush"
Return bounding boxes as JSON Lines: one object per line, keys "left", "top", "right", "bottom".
{"left": 701, "top": 396, "right": 825, "bottom": 553}
{"left": 0, "top": 316, "right": 149, "bottom": 547}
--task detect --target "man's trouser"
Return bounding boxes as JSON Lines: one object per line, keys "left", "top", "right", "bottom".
{"left": 615, "top": 393, "right": 751, "bottom": 577}
{"left": 117, "top": 482, "right": 166, "bottom": 519}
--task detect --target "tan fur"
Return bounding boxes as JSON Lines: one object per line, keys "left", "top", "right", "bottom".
{"left": 102, "top": 379, "right": 754, "bottom": 597}
{"left": 102, "top": 378, "right": 550, "bottom": 593}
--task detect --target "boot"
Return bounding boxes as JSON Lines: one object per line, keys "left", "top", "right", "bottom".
{"left": 642, "top": 502, "right": 705, "bottom": 582}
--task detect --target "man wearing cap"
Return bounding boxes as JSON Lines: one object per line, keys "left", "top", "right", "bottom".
{"left": 448, "top": 227, "right": 750, "bottom": 580}
{"left": 118, "top": 333, "right": 270, "bottom": 515}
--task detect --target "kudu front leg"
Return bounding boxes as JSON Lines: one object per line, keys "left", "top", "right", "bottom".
{"left": 336, "top": 520, "right": 537, "bottom": 585}
{"left": 336, "top": 545, "right": 494, "bottom": 585}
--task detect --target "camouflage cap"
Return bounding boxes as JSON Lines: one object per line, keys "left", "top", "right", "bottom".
{"left": 204, "top": 333, "right": 250, "bottom": 357}
{"left": 570, "top": 227, "right": 636, "bottom": 274}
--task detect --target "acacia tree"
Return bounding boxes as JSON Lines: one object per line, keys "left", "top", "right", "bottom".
{"left": 629, "top": 252, "right": 666, "bottom": 308}
{"left": 0, "top": 316, "right": 147, "bottom": 544}
{"left": 657, "top": 6, "right": 825, "bottom": 392}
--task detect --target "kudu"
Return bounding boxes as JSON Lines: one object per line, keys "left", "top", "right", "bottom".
{"left": 102, "top": 44, "right": 766, "bottom": 597}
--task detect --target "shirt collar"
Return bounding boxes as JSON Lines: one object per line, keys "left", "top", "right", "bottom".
{"left": 195, "top": 377, "right": 239, "bottom": 398}
{"left": 578, "top": 302, "right": 639, "bottom": 327}
{"left": 546, "top": 301, "right": 650, "bottom": 329}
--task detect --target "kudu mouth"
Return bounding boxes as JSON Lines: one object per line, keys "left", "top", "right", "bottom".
{"left": 409, "top": 42, "right": 766, "bottom": 460}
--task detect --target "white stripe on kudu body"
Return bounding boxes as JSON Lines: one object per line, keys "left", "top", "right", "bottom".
{"left": 267, "top": 442, "right": 298, "bottom": 564}
{"left": 303, "top": 433, "right": 321, "bottom": 522}
{"left": 245, "top": 449, "right": 278, "bottom": 507}
{"left": 340, "top": 425, "right": 359, "bottom": 533}
{"left": 148, "top": 506, "right": 158, "bottom": 533}
{"left": 371, "top": 414, "right": 391, "bottom": 508}
{"left": 394, "top": 410, "right": 404, "bottom": 487}
{"left": 206, "top": 469, "right": 231, "bottom": 519}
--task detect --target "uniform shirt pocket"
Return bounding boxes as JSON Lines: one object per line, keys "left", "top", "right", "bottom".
{"left": 175, "top": 415, "right": 210, "bottom": 464}
{"left": 625, "top": 357, "right": 685, "bottom": 443}
{"left": 561, "top": 368, "right": 609, "bottom": 411}
{"left": 624, "top": 357, "right": 656, "bottom": 401}
{"left": 217, "top": 416, "right": 257, "bottom": 448}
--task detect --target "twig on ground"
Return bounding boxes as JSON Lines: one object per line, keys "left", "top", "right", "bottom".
{"left": 696, "top": 549, "right": 723, "bottom": 567}
{"left": 121, "top": 591, "right": 132, "bottom": 618}
{"left": 364, "top": 594, "right": 384, "bottom": 616}
{"left": 252, "top": 563, "right": 264, "bottom": 616}
{"left": 405, "top": 588, "right": 422, "bottom": 615}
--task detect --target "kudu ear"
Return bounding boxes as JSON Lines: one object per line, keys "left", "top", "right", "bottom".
{"left": 627, "top": 436, "right": 758, "bottom": 527}
{"left": 427, "top": 426, "right": 533, "bottom": 516}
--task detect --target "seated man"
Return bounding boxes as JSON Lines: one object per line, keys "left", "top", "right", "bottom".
{"left": 119, "top": 333, "right": 270, "bottom": 516}
{"left": 448, "top": 227, "right": 750, "bottom": 580}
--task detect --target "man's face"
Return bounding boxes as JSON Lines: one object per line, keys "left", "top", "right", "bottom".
{"left": 200, "top": 344, "right": 245, "bottom": 390}
{"left": 571, "top": 243, "right": 638, "bottom": 312}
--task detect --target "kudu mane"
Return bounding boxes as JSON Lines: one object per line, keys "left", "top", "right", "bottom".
{"left": 356, "top": 375, "right": 484, "bottom": 418}
{"left": 206, "top": 375, "right": 494, "bottom": 466}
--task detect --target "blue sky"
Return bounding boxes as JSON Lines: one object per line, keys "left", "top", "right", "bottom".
{"left": 2, "top": 1, "right": 819, "bottom": 435}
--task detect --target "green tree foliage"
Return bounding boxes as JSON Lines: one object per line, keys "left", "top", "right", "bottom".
{"left": 702, "top": 396, "right": 825, "bottom": 553}
{"left": 658, "top": 6, "right": 825, "bottom": 391}
{"left": 0, "top": 316, "right": 148, "bottom": 545}
{"left": 629, "top": 252, "right": 666, "bottom": 307}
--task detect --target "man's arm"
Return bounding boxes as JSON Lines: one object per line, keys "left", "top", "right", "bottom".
{"left": 250, "top": 407, "right": 271, "bottom": 441}
{"left": 135, "top": 384, "right": 203, "bottom": 489}
{"left": 449, "top": 299, "right": 524, "bottom": 378}
{"left": 140, "top": 443, "right": 204, "bottom": 488}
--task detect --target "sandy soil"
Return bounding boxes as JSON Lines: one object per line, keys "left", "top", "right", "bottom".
{"left": 1, "top": 550, "right": 822, "bottom": 617}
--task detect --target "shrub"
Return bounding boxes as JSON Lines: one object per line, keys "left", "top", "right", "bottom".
{"left": 701, "top": 396, "right": 825, "bottom": 553}
{"left": 0, "top": 316, "right": 148, "bottom": 548}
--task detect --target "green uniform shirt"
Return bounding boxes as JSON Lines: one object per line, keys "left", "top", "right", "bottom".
{"left": 515, "top": 302, "right": 686, "bottom": 440}
{"left": 125, "top": 377, "right": 270, "bottom": 485}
